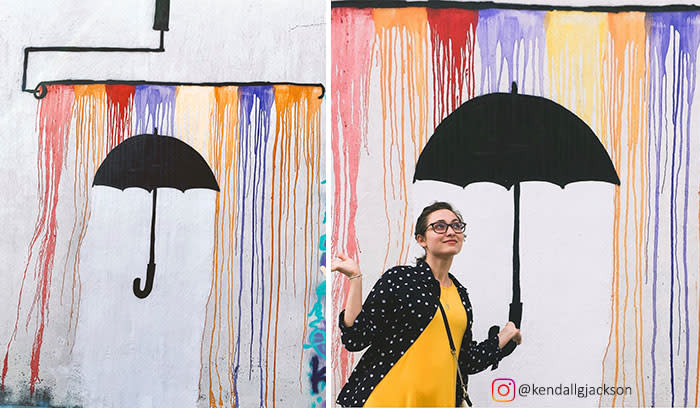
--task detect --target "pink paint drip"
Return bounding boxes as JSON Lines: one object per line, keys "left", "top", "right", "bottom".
{"left": 331, "top": 7, "right": 375, "bottom": 401}
{"left": 1, "top": 85, "right": 74, "bottom": 395}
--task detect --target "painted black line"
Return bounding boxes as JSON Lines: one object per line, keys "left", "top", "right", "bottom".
{"left": 23, "top": 1, "right": 170, "bottom": 98}
{"left": 23, "top": 32, "right": 167, "bottom": 98}
{"left": 331, "top": 1, "right": 700, "bottom": 12}
{"left": 33, "top": 79, "right": 326, "bottom": 99}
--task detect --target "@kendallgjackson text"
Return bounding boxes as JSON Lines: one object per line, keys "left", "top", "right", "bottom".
{"left": 518, "top": 383, "right": 632, "bottom": 398}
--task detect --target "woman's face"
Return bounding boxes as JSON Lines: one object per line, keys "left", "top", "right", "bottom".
{"left": 416, "top": 209, "right": 464, "bottom": 259}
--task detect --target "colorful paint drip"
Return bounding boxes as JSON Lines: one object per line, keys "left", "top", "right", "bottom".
{"left": 332, "top": 7, "right": 700, "bottom": 407}
{"left": 2, "top": 83, "right": 324, "bottom": 408}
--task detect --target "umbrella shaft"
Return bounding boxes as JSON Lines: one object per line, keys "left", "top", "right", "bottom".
{"left": 512, "top": 183, "right": 520, "bottom": 304}
{"left": 149, "top": 188, "right": 157, "bottom": 263}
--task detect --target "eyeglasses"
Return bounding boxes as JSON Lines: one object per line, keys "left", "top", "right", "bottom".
{"left": 427, "top": 221, "right": 466, "bottom": 234}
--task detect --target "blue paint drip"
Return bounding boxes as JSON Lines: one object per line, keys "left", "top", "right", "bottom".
{"left": 133, "top": 85, "right": 176, "bottom": 135}
{"left": 681, "top": 18, "right": 700, "bottom": 408}
{"left": 476, "top": 9, "right": 546, "bottom": 95}
{"left": 647, "top": 12, "right": 700, "bottom": 407}
{"left": 647, "top": 14, "right": 669, "bottom": 407}
{"left": 232, "top": 88, "right": 250, "bottom": 408}
{"left": 253, "top": 86, "right": 274, "bottom": 408}
{"left": 234, "top": 86, "right": 274, "bottom": 408}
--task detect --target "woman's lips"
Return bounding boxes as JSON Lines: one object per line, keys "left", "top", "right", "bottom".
{"left": 444, "top": 239, "right": 458, "bottom": 244}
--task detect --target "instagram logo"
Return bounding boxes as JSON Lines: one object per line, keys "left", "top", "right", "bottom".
{"left": 492, "top": 378, "right": 516, "bottom": 402}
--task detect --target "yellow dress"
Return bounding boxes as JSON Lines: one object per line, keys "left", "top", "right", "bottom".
{"left": 364, "top": 284, "right": 467, "bottom": 407}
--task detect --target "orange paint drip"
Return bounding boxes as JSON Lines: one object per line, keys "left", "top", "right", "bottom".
{"left": 203, "top": 86, "right": 239, "bottom": 408}
{"left": 216, "top": 90, "right": 241, "bottom": 408}
{"left": 372, "top": 8, "right": 430, "bottom": 269}
{"left": 612, "top": 13, "right": 647, "bottom": 408}
{"left": 197, "top": 84, "right": 321, "bottom": 408}
{"left": 596, "top": 14, "right": 647, "bottom": 407}
{"left": 61, "top": 85, "right": 107, "bottom": 353}
{"left": 272, "top": 85, "right": 323, "bottom": 407}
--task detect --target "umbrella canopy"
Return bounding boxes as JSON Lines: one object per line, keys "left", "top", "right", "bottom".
{"left": 94, "top": 133, "right": 220, "bottom": 192}
{"left": 93, "top": 130, "right": 219, "bottom": 298}
{"left": 413, "top": 83, "right": 620, "bottom": 364}
{"left": 414, "top": 85, "right": 620, "bottom": 188}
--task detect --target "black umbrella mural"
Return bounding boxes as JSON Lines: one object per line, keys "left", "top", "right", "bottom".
{"left": 414, "top": 82, "right": 620, "bottom": 360}
{"left": 93, "top": 129, "right": 220, "bottom": 299}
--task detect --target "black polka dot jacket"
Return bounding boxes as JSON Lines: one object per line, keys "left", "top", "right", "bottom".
{"left": 337, "top": 261, "right": 504, "bottom": 407}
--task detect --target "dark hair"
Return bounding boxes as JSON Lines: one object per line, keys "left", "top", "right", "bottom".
{"left": 414, "top": 201, "right": 463, "bottom": 263}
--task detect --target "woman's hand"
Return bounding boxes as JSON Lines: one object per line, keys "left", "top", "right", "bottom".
{"left": 497, "top": 321, "right": 522, "bottom": 349}
{"left": 332, "top": 253, "right": 360, "bottom": 278}
{"left": 332, "top": 253, "right": 363, "bottom": 327}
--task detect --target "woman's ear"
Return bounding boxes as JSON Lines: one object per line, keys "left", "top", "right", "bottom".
{"left": 415, "top": 234, "right": 427, "bottom": 249}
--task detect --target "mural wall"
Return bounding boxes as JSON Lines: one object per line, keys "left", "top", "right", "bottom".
{"left": 332, "top": 3, "right": 700, "bottom": 407}
{"left": 0, "top": 2, "right": 325, "bottom": 408}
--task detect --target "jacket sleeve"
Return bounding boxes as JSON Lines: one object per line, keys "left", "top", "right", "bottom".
{"left": 459, "top": 327, "right": 503, "bottom": 375}
{"left": 338, "top": 272, "right": 393, "bottom": 352}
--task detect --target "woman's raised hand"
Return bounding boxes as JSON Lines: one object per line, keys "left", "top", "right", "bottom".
{"left": 331, "top": 253, "right": 361, "bottom": 278}
{"left": 497, "top": 321, "right": 522, "bottom": 349}
{"left": 332, "top": 253, "right": 363, "bottom": 326}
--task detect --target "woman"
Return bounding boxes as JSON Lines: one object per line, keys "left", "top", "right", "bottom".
{"left": 333, "top": 201, "right": 522, "bottom": 407}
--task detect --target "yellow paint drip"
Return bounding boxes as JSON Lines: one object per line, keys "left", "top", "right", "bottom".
{"left": 175, "top": 87, "right": 216, "bottom": 162}
{"left": 545, "top": 11, "right": 607, "bottom": 138}
{"left": 203, "top": 86, "right": 239, "bottom": 408}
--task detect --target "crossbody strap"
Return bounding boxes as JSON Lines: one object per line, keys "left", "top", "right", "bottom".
{"left": 437, "top": 302, "right": 472, "bottom": 407}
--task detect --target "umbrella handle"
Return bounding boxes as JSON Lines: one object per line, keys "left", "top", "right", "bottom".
{"left": 509, "top": 302, "right": 522, "bottom": 328}
{"left": 134, "top": 262, "right": 156, "bottom": 298}
{"left": 487, "top": 301, "right": 522, "bottom": 369}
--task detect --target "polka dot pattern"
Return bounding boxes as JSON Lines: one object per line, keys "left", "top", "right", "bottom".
{"left": 337, "top": 261, "right": 504, "bottom": 407}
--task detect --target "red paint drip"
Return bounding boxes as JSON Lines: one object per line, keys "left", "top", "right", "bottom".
{"left": 1, "top": 85, "right": 74, "bottom": 395}
{"left": 427, "top": 9, "right": 478, "bottom": 126}
{"left": 331, "top": 7, "right": 375, "bottom": 398}
{"left": 106, "top": 85, "right": 135, "bottom": 151}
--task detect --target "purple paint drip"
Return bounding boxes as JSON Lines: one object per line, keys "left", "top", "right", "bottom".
{"left": 476, "top": 9, "right": 545, "bottom": 95}
{"left": 647, "top": 12, "right": 700, "bottom": 407}
{"left": 647, "top": 14, "right": 669, "bottom": 407}
{"left": 234, "top": 86, "right": 275, "bottom": 408}
{"left": 251, "top": 85, "right": 274, "bottom": 408}
{"left": 134, "top": 85, "right": 176, "bottom": 135}
{"left": 682, "top": 16, "right": 700, "bottom": 408}
{"left": 233, "top": 88, "right": 251, "bottom": 408}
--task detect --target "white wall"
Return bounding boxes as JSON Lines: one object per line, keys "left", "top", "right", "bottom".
{"left": 0, "top": 1, "right": 324, "bottom": 407}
